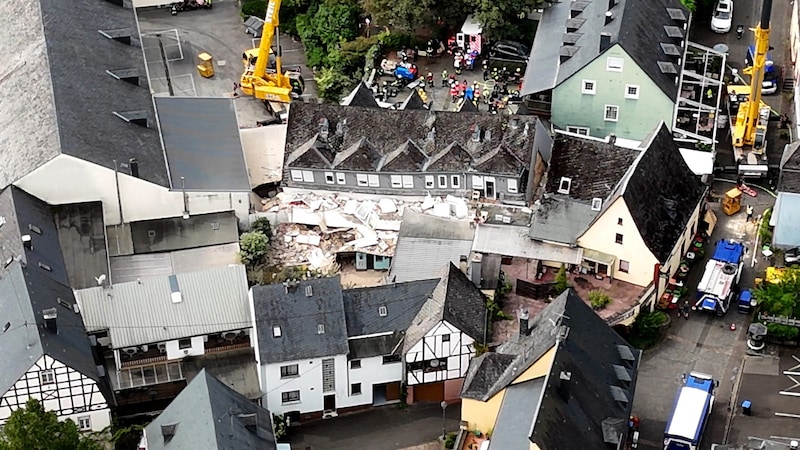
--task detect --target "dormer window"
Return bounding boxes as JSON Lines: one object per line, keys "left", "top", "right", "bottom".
{"left": 379, "top": 306, "right": 388, "bottom": 317}
{"left": 273, "top": 326, "right": 282, "bottom": 338}
{"left": 558, "top": 177, "right": 572, "bottom": 194}
{"left": 317, "top": 324, "right": 325, "bottom": 334}
{"left": 591, "top": 198, "right": 602, "bottom": 211}
{"left": 305, "top": 285, "right": 313, "bottom": 297}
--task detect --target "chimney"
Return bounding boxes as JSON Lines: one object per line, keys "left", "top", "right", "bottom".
{"left": 604, "top": 11, "right": 613, "bottom": 26}
{"left": 608, "top": 0, "right": 616, "bottom": 10}
{"left": 319, "top": 118, "right": 329, "bottom": 140}
{"left": 336, "top": 119, "right": 347, "bottom": 138}
{"left": 459, "top": 255, "right": 469, "bottom": 275}
{"left": 608, "top": 134, "right": 617, "bottom": 146}
{"left": 43, "top": 308, "right": 58, "bottom": 333}
{"left": 599, "top": 33, "right": 612, "bottom": 52}
{"left": 510, "top": 117, "right": 520, "bottom": 129}
{"left": 519, "top": 309, "right": 530, "bottom": 337}
{"left": 484, "top": 129, "right": 492, "bottom": 143}
{"left": 470, "top": 253, "right": 483, "bottom": 287}
{"left": 22, "top": 235, "right": 32, "bottom": 250}
{"left": 471, "top": 125, "right": 482, "bottom": 143}
{"left": 129, "top": 158, "right": 139, "bottom": 178}
{"left": 557, "top": 371, "right": 572, "bottom": 401}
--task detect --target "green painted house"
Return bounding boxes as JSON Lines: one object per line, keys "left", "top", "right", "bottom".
{"left": 521, "top": 0, "right": 690, "bottom": 141}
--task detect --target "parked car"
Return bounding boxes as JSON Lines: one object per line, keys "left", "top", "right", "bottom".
{"left": 489, "top": 40, "right": 529, "bottom": 61}
{"left": 711, "top": 0, "right": 733, "bottom": 33}
{"left": 785, "top": 248, "right": 800, "bottom": 265}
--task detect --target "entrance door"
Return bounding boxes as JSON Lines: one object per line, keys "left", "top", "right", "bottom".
{"left": 323, "top": 394, "right": 336, "bottom": 412}
{"left": 598, "top": 263, "right": 609, "bottom": 276}
{"left": 485, "top": 178, "right": 496, "bottom": 199}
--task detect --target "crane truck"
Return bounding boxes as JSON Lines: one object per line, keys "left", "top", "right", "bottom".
{"left": 695, "top": 239, "right": 745, "bottom": 316}
{"left": 727, "top": 0, "right": 773, "bottom": 178}
{"left": 663, "top": 372, "right": 718, "bottom": 450}
{"left": 240, "top": 0, "right": 304, "bottom": 104}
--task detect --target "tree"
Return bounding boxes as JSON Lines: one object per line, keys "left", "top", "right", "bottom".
{"left": 553, "top": 264, "right": 569, "bottom": 295}
{"left": 468, "top": 0, "right": 544, "bottom": 40}
{"left": 0, "top": 399, "right": 103, "bottom": 450}
{"left": 315, "top": 66, "right": 353, "bottom": 102}
{"left": 239, "top": 231, "right": 270, "bottom": 267}
{"left": 250, "top": 217, "right": 273, "bottom": 239}
{"left": 360, "top": 0, "right": 435, "bottom": 31}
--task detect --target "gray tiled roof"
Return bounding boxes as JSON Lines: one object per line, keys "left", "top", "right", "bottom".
{"left": 488, "top": 378, "right": 546, "bottom": 450}
{"left": 75, "top": 265, "right": 250, "bottom": 349}
{"left": 348, "top": 332, "right": 405, "bottom": 359}
{"left": 144, "top": 369, "right": 277, "bottom": 450}
{"left": 0, "top": 0, "right": 165, "bottom": 189}
{"left": 403, "top": 264, "right": 488, "bottom": 352}
{"left": 155, "top": 97, "right": 250, "bottom": 192}
{"left": 0, "top": 187, "right": 108, "bottom": 399}
{"left": 128, "top": 212, "right": 239, "bottom": 254}
{"left": 522, "top": 0, "right": 687, "bottom": 99}
{"left": 342, "top": 279, "right": 439, "bottom": 337}
{"left": 284, "top": 102, "right": 538, "bottom": 178}
{"left": 528, "top": 196, "right": 598, "bottom": 245}
{"left": 341, "top": 82, "right": 380, "bottom": 108}
{"left": 779, "top": 141, "right": 800, "bottom": 193}
{"left": 251, "top": 277, "right": 349, "bottom": 364}
{"left": 620, "top": 124, "right": 706, "bottom": 261}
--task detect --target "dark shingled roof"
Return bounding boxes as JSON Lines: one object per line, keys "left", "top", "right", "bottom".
{"left": 462, "top": 290, "right": 641, "bottom": 449}
{"left": 145, "top": 369, "right": 277, "bottom": 450}
{"left": 378, "top": 141, "right": 429, "bottom": 172}
{"left": 341, "top": 82, "right": 380, "bottom": 108}
{"left": 0, "top": 0, "right": 165, "bottom": 189}
{"left": 620, "top": 124, "right": 706, "bottom": 262}
{"left": 348, "top": 332, "right": 405, "bottom": 359}
{"left": 343, "top": 279, "right": 439, "bottom": 337}
{"left": 546, "top": 134, "right": 640, "bottom": 202}
{"left": 401, "top": 89, "right": 429, "bottom": 110}
{"left": 283, "top": 102, "right": 538, "bottom": 180}
{"left": 251, "top": 277, "right": 349, "bottom": 364}
{"left": 0, "top": 187, "right": 111, "bottom": 401}
{"left": 403, "top": 264, "right": 488, "bottom": 352}
{"left": 779, "top": 141, "right": 800, "bottom": 193}
{"left": 523, "top": 0, "right": 687, "bottom": 100}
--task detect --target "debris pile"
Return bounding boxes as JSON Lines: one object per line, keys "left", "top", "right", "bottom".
{"left": 261, "top": 192, "right": 476, "bottom": 268}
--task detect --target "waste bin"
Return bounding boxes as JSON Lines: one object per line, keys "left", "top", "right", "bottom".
{"left": 742, "top": 400, "right": 752, "bottom": 416}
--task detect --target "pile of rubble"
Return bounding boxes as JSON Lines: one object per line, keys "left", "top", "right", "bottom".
{"left": 260, "top": 191, "right": 476, "bottom": 268}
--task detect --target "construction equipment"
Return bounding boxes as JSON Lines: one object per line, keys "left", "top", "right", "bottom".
{"left": 197, "top": 52, "right": 214, "bottom": 78}
{"left": 240, "top": 0, "right": 304, "bottom": 103}
{"left": 721, "top": 187, "right": 742, "bottom": 215}
{"left": 727, "top": 0, "right": 772, "bottom": 178}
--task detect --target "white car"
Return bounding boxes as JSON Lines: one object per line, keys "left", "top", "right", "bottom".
{"left": 711, "top": 0, "right": 733, "bottom": 33}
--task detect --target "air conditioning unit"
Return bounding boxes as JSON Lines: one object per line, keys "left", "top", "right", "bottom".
{"left": 157, "top": 343, "right": 166, "bottom": 353}
{"left": 123, "top": 347, "right": 137, "bottom": 356}
{"left": 222, "top": 331, "right": 239, "bottom": 341}
{"left": 140, "top": 345, "right": 149, "bottom": 353}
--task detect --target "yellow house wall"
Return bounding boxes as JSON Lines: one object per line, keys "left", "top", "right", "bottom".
{"left": 462, "top": 393, "right": 506, "bottom": 433}
{"left": 577, "top": 197, "right": 658, "bottom": 286}
{"left": 512, "top": 347, "right": 556, "bottom": 385}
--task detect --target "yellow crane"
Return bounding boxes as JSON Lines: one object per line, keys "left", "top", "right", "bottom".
{"left": 728, "top": 0, "right": 772, "bottom": 174}
{"left": 240, "top": 0, "right": 304, "bottom": 103}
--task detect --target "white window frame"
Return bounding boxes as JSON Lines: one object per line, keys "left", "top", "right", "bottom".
{"left": 451, "top": 175, "right": 461, "bottom": 189}
{"left": 437, "top": 175, "right": 447, "bottom": 188}
{"left": 78, "top": 416, "right": 91, "bottom": 431}
{"left": 280, "top": 364, "right": 299, "bottom": 378}
{"left": 557, "top": 177, "right": 572, "bottom": 194}
{"left": 324, "top": 172, "right": 335, "bottom": 184}
{"left": 367, "top": 174, "right": 380, "bottom": 187}
{"left": 281, "top": 390, "right": 301, "bottom": 404}
{"left": 566, "top": 126, "right": 590, "bottom": 136}
{"left": 356, "top": 174, "right": 368, "bottom": 187}
{"left": 472, "top": 175, "right": 484, "bottom": 189}
{"left": 317, "top": 324, "right": 325, "bottom": 334}
{"left": 402, "top": 175, "right": 414, "bottom": 188}
{"left": 424, "top": 175, "right": 434, "bottom": 189}
{"left": 40, "top": 369, "right": 55, "bottom": 385}
{"left": 379, "top": 305, "right": 388, "bottom": 316}
{"left": 625, "top": 84, "right": 640, "bottom": 99}
{"left": 606, "top": 56, "right": 624, "bottom": 72}
{"left": 581, "top": 79, "right": 596, "bottom": 95}
{"left": 619, "top": 260, "right": 630, "bottom": 273}
{"left": 390, "top": 175, "right": 403, "bottom": 188}
{"left": 290, "top": 170, "right": 303, "bottom": 182}
{"left": 301, "top": 170, "right": 314, "bottom": 183}
{"left": 336, "top": 172, "right": 346, "bottom": 185}
{"left": 508, "top": 179, "right": 518, "bottom": 194}
{"left": 604, "top": 105, "right": 619, "bottom": 122}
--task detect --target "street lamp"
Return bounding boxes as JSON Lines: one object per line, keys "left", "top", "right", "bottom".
{"left": 440, "top": 400, "right": 448, "bottom": 441}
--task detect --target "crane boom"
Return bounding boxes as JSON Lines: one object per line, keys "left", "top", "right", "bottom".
{"left": 736, "top": 0, "right": 771, "bottom": 148}
{"left": 254, "top": 0, "right": 280, "bottom": 81}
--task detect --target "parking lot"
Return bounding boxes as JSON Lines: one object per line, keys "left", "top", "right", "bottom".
{"left": 135, "top": 0, "right": 316, "bottom": 126}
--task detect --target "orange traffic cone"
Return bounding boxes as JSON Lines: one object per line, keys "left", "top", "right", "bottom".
{"left": 730, "top": 323, "right": 737, "bottom": 331}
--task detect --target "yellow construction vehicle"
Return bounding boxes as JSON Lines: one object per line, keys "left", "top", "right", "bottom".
{"left": 197, "top": 52, "right": 214, "bottom": 78}
{"left": 240, "top": 0, "right": 304, "bottom": 103}
{"left": 727, "top": 0, "right": 772, "bottom": 177}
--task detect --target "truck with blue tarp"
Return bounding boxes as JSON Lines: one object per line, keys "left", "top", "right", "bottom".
{"left": 663, "top": 372, "right": 718, "bottom": 450}
{"left": 695, "top": 239, "right": 745, "bottom": 315}
{"left": 746, "top": 45, "right": 780, "bottom": 95}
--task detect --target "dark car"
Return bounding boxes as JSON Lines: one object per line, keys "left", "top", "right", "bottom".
{"left": 490, "top": 40, "right": 530, "bottom": 61}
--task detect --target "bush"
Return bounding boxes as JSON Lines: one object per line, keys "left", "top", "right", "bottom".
{"left": 553, "top": 264, "right": 569, "bottom": 295}
{"left": 315, "top": 66, "right": 353, "bottom": 102}
{"left": 378, "top": 31, "right": 418, "bottom": 50}
{"left": 241, "top": 0, "right": 266, "bottom": 19}
{"left": 766, "top": 323, "right": 799, "bottom": 341}
{"left": 239, "top": 231, "right": 270, "bottom": 267}
{"left": 273, "top": 414, "right": 288, "bottom": 439}
{"left": 628, "top": 310, "right": 668, "bottom": 349}
{"left": 588, "top": 290, "right": 612, "bottom": 310}
{"left": 759, "top": 208, "right": 773, "bottom": 245}
{"left": 250, "top": 217, "right": 273, "bottom": 239}
{"left": 444, "top": 432, "right": 457, "bottom": 449}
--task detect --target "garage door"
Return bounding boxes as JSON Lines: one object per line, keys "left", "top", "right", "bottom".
{"left": 414, "top": 381, "right": 444, "bottom": 402}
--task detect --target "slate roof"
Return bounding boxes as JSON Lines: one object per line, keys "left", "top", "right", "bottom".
{"left": 390, "top": 210, "right": 475, "bottom": 283}
{"left": 618, "top": 124, "right": 706, "bottom": 261}
{"left": 528, "top": 197, "right": 599, "bottom": 245}
{"left": 154, "top": 97, "right": 250, "bottom": 191}
{"left": 0, "top": 187, "right": 109, "bottom": 400}
{"left": 144, "top": 369, "right": 277, "bottom": 450}
{"left": 348, "top": 332, "right": 406, "bottom": 359}
{"left": 779, "top": 140, "right": 800, "bottom": 193}
{"left": 342, "top": 279, "right": 439, "bottom": 337}
{"left": 341, "top": 82, "right": 380, "bottom": 108}
{"left": 251, "top": 277, "right": 349, "bottom": 364}
{"left": 401, "top": 89, "right": 430, "bottom": 110}
{"left": 522, "top": 0, "right": 687, "bottom": 99}
{"left": 545, "top": 134, "right": 641, "bottom": 202}
{"left": 403, "top": 264, "right": 488, "bottom": 353}
{"left": 461, "top": 289, "right": 641, "bottom": 449}
{"left": 283, "top": 102, "right": 538, "bottom": 179}
{"left": 0, "top": 0, "right": 165, "bottom": 189}
{"left": 128, "top": 211, "right": 239, "bottom": 254}
{"left": 488, "top": 378, "right": 546, "bottom": 450}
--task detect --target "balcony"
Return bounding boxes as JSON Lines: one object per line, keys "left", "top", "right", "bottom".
{"left": 116, "top": 361, "right": 184, "bottom": 390}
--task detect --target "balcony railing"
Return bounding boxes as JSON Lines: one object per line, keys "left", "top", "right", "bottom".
{"left": 116, "top": 361, "right": 183, "bottom": 390}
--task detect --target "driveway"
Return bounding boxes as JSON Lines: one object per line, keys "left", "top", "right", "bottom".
{"left": 287, "top": 402, "right": 460, "bottom": 450}
{"left": 631, "top": 181, "right": 776, "bottom": 450}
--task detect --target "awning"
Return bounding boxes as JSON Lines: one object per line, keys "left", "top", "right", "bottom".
{"left": 704, "top": 209, "right": 718, "bottom": 236}
{"left": 582, "top": 248, "right": 617, "bottom": 265}
{"left": 679, "top": 149, "right": 714, "bottom": 175}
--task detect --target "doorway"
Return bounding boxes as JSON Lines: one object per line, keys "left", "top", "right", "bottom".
{"left": 485, "top": 179, "right": 496, "bottom": 199}
{"left": 372, "top": 382, "right": 402, "bottom": 406}
{"left": 323, "top": 394, "right": 336, "bottom": 412}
